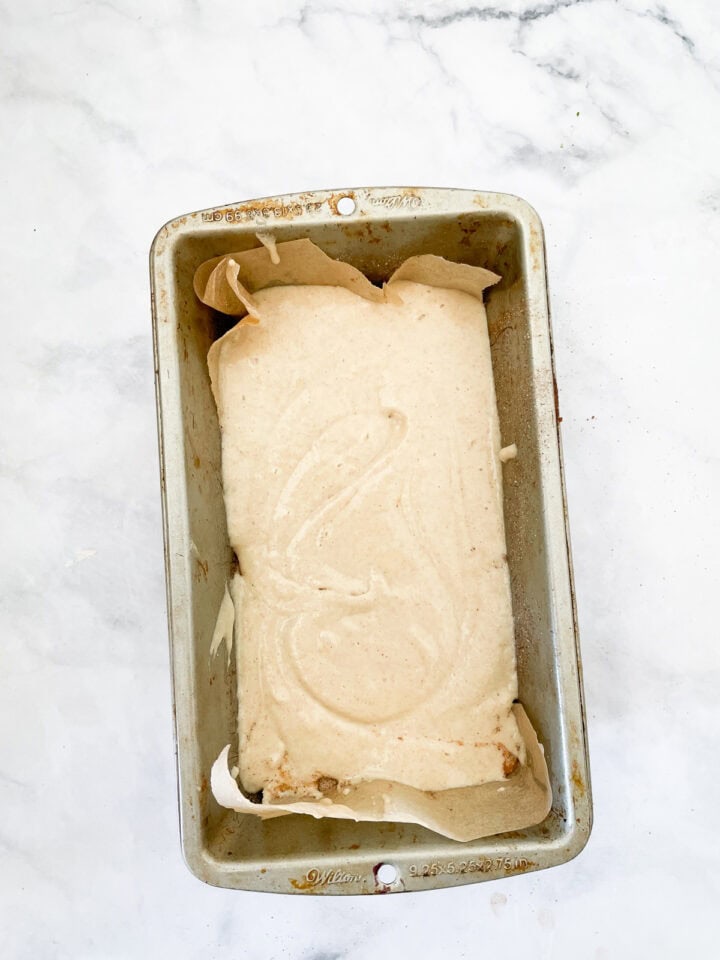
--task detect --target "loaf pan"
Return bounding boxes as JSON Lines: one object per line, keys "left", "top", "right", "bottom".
{"left": 149, "top": 187, "right": 591, "bottom": 894}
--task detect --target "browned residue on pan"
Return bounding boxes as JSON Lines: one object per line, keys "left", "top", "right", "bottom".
{"left": 459, "top": 219, "right": 478, "bottom": 248}
{"left": 528, "top": 224, "right": 542, "bottom": 273}
{"left": 289, "top": 876, "right": 316, "bottom": 891}
{"left": 552, "top": 371, "right": 561, "bottom": 425}
{"left": 327, "top": 189, "right": 357, "bottom": 215}
{"left": 570, "top": 759, "right": 586, "bottom": 798}
{"left": 212, "top": 198, "right": 307, "bottom": 222}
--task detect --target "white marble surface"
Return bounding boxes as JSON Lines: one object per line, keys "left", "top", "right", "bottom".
{"left": 2, "top": 0, "right": 719, "bottom": 955}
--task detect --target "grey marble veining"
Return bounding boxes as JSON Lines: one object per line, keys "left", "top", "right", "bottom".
{"left": 1, "top": 0, "right": 719, "bottom": 956}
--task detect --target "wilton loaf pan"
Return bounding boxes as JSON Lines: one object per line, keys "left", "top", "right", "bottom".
{"left": 149, "top": 187, "right": 592, "bottom": 894}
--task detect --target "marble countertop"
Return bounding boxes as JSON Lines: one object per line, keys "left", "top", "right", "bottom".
{"left": 2, "top": 0, "right": 718, "bottom": 956}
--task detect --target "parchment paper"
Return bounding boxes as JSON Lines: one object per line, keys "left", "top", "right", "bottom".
{"left": 195, "top": 239, "right": 552, "bottom": 842}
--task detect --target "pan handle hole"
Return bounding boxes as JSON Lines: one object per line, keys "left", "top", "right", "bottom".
{"left": 376, "top": 863, "right": 398, "bottom": 885}
{"left": 336, "top": 196, "right": 356, "bottom": 216}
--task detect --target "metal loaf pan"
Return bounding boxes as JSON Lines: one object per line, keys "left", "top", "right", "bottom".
{"left": 150, "top": 187, "right": 591, "bottom": 894}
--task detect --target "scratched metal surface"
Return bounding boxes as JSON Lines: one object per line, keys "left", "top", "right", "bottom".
{"left": 149, "top": 187, "right": 591, "bottom": 894}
